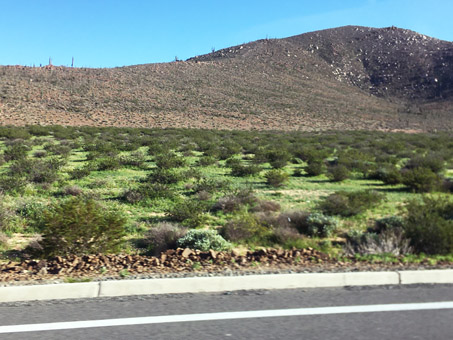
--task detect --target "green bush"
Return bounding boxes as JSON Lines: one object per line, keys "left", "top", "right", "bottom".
{"left": 264, "top": 169, "right": 289, "bottom": 187}
{"left": 403, "top": 196, "right": 453, "bottom": 254}
{"left": 230, "top": 163, "right": 261, "bottom": 177}
{"left": 167, "top": 199, "right": 208, "bottom": 228}
{"left": 371, "top": 165, "right": 402, "bottom": 185}
{"left": 0, "top": 175, "right": 28, "bottom": 194}
{"left": 95, "top": 156, "right": 122, "bottom": 171}
{"left": 193, "top": 178, "right": 230, "bottom": 194}
{"left": 145, "top": 168, "right": 181, "bottom": 185}
{"left": 197, "top": 156, "right": 217, "bottom": 167}
{"left": 155, "top": 153, "right": 186, "bottom": 169}
{"left": 0, "top": 201, "right": 15, "bottom": 233}
{"left": 221, "top": 211, "right": 269, "bottom": 243}
{"left": 374, "top": 216, "right": 405, "bottom": 234}
{"left": 37, "top": 198, "right": 127, "bottom": 257}
{"left": 16, "top": 200, "right": 48, "bottom": 232}
{"left": 304, "top": 161, "right": 325, "bottom": 177}
{"left": 120, "top": 150, "right": 147, "bottom": 167}
{"left": 266, "top": 149, "right": 291, "bottom": 169}
{"left": 318, "top": 190, "right": 384, "bottom": 217}
{"left": 404, "top": 154, "right": 445, "bottom": 174}
{"left": 70, "top": 165, "right": 93, "bottom": 180}
{"left": 401, "top": 167, "right": 442, "bottom": 193}
{"left": 327, "top": 165, "right": 350, "bottom": 182}
{"left": 3, "top": 143, "right": 29, "bottom": 162}
{"left": 177, "top": 229, "right": 231, "bottom": 251}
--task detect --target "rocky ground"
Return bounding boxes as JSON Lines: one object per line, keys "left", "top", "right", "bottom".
{"left": 2, "top": 248, "right": 453, "bottom": 286}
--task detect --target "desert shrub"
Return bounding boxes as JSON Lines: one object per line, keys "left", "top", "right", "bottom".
{"left": 266, "top": 149, "right": 291, "bottom": 169}
{"left": 124, "top": 183, "right": 175, "bottom": 203}
{"left": 120, "top": 150, "right": 147, "bottom": 167}
{"left": 0, "top": 127, "right": 31, "bottom": 139}
{"left": 44, "top": 144, "right": 72, "bottom": 157}
{"left": 0, "top": 175, "right": 28, "bottom": 194}
{"left": 219, "top": 142, "right": 241, "bottom": 160}
{"left": 221, "top": 211, "right": 269, "bottom": 243}
{"left": 250, "top": 200, "right": 281, "bottom": 213}
{"left": 274, "top": 211, "right": 336, "bottom": 237}
{"left": 140, "top": 183, "right": 175, "bottom": 200}
{"left": 16, "top": 200, "right": 48, "bottom": 232}
{"left": 27, "top": 158, "right": 64, "bottom": 184}
{"left": 167, "top": 199, "right": 208, "bottom": 228}
{"left": 344, "top": 229, "right": 412, "bottom": 256}
{"left": 318, "top": 190, "right": 384, "bottom": 217}
{"left": 401, "top": 167, "right": 442, "bottom": 193}
{"left": 304, "top": 161, "right": 325, "bottom": 177}
{"left": 145, "top": 168, "right": 181, "bottom": 185}
{"left": 155, "top": 152, "right": 186, "bottom": 169}
{"left": 37, "top": 197, "right": 127, "bottom": 258}
{"left": 70, "top": 165, "right": 93, "bottom": 180}
{"left": 95, "top": 156, "right": 122, "bottom": 171}
{"left": 230, "top": 163, "right": 261, "bottom": 177}
{"left": 295, "top": 147, "right": 329, "bottom": 163}
{"left": 278, "top": 211, "right": 311, "bottom": 233}
{"left": 370, "top": 165, "right": 402, "bottom": 185}
{"left": 327, "top": 165, "right": 350, "bottom": 182}
{"left": 225, "top": 157, "right": 242, "bottom": 168}
{"left": 305, "top": 213, "right": 338, "bottom": 237}
{"left": 27, "top": 125, "right": 50, "bottom": 137}
{"left": 374, "top": 216, "right": 405, "bottom": 234}
{"left": 264, "top": 169, "right": 289, "bottom": 187}
{"left": 404, "top": 154, "right": 445, "bottom": 174}
{"left": 197, "top": 155, "right": 217, "bottom": 167}
{"left": 212, "top": 189, "right": 257, "bottom": 213}
{"left": 177, "top": 229, "right": 231, "bottom": 251}
{"left": 0, "top": 201, "right": 15, "bottom": 233}
{"left": 3, "top": 143, "right": 29, "bottom": 162}
{"left": 144, "top": 222, "right": 188, "bottom": 255}
{"left": 193, "top": 178, "right": 230, "bottom": 194}
{"left": 8, "top": 158, "right": 35, "bottom": 176}
{"left": 7, "top": 157, "right": 63, "bottom": 185}
{"left": 62, "top": 185, "right": 83, "bottom": 196}
{"left": 403, "top": 196, "right": 453, "bottom": 254}
{"left": 270, "top": 226, "right": 303, "bottom": 245}
{"left": 122, "top": 188, "right": 145, "bottom": 204}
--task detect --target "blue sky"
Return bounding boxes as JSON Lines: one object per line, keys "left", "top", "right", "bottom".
{"left": 1, "top": 0, "right": 452, "bottom": 68}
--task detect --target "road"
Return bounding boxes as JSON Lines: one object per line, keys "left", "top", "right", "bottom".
{"left": 1, "top": 284, "right": 452, "bottom": 339}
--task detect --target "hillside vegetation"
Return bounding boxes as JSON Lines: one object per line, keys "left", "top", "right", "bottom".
{"left": 0, "top": 125, "right": 452, "bottom": 262}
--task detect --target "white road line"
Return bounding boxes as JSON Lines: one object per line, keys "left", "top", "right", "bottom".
{"left": 1, "top": 301, "right": 453, "bottom": 334}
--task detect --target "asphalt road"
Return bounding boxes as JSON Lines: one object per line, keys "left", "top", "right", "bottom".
{"left": 1, "top": 284, "right": 452, "bottom": 339}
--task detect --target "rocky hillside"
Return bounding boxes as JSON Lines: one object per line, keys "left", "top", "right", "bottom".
{"left": 0, "top": 26, "right": 452, "bottom": 131}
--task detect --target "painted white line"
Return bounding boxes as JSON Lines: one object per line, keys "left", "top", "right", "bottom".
{"left": 1, "top": 301, "right": 453, "bottom": 334}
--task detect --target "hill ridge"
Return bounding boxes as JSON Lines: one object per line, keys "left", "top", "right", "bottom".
{"left": 0, "top": 25, "right": 452, "bottom": 131}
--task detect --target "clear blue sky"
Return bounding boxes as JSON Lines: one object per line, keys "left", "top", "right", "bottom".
{"left": 1, "top": 0, "right": 452, "bottom": 68}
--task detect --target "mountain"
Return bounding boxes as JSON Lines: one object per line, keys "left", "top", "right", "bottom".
{"left": 1, "top": 25, "right": 452, "bottom": 131}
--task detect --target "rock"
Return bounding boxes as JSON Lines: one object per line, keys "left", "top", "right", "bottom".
{"left": 181, "top": 248, "right": 192, "bottom": 258}
{"left": 209, "top": 249, "right": 217, "bottom": 259}
{"left": 231, "top": 249, "right": 241, "bottom": 257}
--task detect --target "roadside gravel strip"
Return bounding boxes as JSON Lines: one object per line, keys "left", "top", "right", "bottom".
{"left": 1, "top": 269, "right": 452, "bottom": 303}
